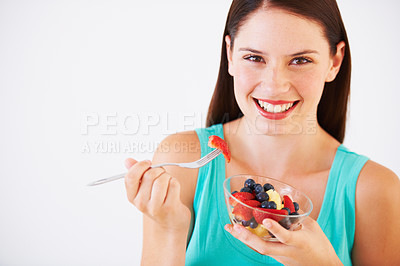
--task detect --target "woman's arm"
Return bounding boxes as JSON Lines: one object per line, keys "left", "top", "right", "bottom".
{"left": 125, "top": 131, "right": 200, "bottom": 266}
{"left": 352, "top": 160, "right": 400, "bottom": 265}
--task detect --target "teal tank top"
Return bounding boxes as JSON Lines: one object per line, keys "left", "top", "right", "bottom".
{"left": 185, "top": 124, "right": 369, "bottom": 266}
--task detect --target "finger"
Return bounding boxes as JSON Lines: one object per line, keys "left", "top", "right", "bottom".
{"left": 148, "top": 173, "right": 171, "bottom": 214}
{"left": 262, "top": 219, "right": 295, "bottom": 245}
{"left": 164, "top": 177, "right": 181, "bottom": 206}
{"left": 135, "top": 167, "right": 166, "bottom": 203}
{"left": 125, "top": 158, "right": 137, "bottom": 169}
{"left": 299, "top": 216, "right": 315, "bottom": 229}
{"left": 224, "top": 223, "right": 286, "bottom": 256}
{"left": 124, "top": 160, "right": 152, "bottom": 202}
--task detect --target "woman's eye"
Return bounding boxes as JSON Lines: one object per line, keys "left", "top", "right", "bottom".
{"left": 291, "top": 57, "right": 312, "bottom": 65}
{"left": 244, "top": 55, "right": 264, "bottom": 63}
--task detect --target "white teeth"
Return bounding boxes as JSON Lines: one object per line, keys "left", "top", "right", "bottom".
{"left": 257, "top": 100, "right": 296, "bottom": 113}
{"left": 262, "top": 101, "right": 267, "bottom": 109}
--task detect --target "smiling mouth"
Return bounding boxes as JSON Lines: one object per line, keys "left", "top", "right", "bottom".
{"left": 254, "top": 98, "right": 300, "bottom": 114}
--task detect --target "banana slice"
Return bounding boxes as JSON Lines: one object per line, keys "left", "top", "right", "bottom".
{"left": 266, "top": 189, "right": 282, "bottom": 210}
{"left": 247, "top": 224, "right": 269, "bottom": 238}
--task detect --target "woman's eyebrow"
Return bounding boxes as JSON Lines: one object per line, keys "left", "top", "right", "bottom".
{"left": 238, "top": 47, "right": 266, "bottom": 54}
{"left": 290, "top": 50, "right": 319, "bottom": 56}
{"left": 237, "top": 47, "right": 319, "bottom": 56}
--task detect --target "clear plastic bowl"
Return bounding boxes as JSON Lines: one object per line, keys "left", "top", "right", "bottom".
{"left": 223, "top": 174, "right": 313, "bottom": 241}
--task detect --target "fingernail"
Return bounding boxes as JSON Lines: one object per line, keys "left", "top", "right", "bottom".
{"left": 224, "top": 225, "right": 232, "bottom": 232}
{"left": 263, "top": 220, "right": 272, "bottom": 229}
{"left": 144, "top": 160, "right": 152, "bottom": 164}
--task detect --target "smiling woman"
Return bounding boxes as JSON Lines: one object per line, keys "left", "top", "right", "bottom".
{"left": 208, "top": 0, "right": 350, "bottom": 142}
{"left": 1, "top": 0, "right": 400, "bottom": 265}
{"left": 224, "top": 9, "right": 345, "bottom": 135}
{"left": 123, "top": 0, "right": 400, "bottom": 265}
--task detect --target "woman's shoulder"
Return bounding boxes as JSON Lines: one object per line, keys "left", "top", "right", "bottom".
{"left": 357, "top": 160, "right": 399, "bottom": 197}
{"left": 352, "top": 160, "right": 400, "bottom": 264}
{"left": 355, "top": 160, "right": 399, "bottom": 214}
{"left": 154, "top": 130, "right": 201, "bottom": 160}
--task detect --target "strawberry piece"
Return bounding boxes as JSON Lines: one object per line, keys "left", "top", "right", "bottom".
{"left": 252, "top": 208, "right": 288, "bottom": 224}
{"left": 232, "top": 204, "right": 253, "bottom": 221}
{"left": 283, "top": 195, "right": 295, "bottom": 213}
{"left": 208, "top": 135, "right": 231, "bottom": 163}
{"left": 228, "top": 192, "right": 255, "bottom": 207}
{"left": 243, "top": 200, "right": 261, "bottom": 208}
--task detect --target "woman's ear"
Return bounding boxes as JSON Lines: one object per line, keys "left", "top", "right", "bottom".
{"left": 326, "top": 41, "right": 345, "bottom": 82}
{"left": 225, "top": 35, "right": 234, "bottom": 76}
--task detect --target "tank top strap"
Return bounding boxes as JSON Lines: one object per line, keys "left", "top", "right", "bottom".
{"left": 193, "top": 124, "right": 225, "bottom": 213}
{"left": 317, "top": 144, "right": 369, "bottom": 263}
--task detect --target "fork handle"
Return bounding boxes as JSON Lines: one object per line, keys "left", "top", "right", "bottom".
{"left": 87, "top": 173, "right": 126, "bottom": 186}
{"left": 87, "top": 164, "right": 175, "bottom": 186}
{"left": 149, "top": 163, "right": 178, "bottom": 168}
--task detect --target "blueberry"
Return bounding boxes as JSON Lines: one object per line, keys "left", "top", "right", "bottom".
{"left": 244, "top": 179, "right": 256, "bottom": 189}
{"left": 265, "top": 201, "right": 277, "bottom": 209}
{"left": 293, "top": 202, "right": 299, "bottom": 212}
{"left": 260, "top": 201, "right": 270, "bottom": 208}
{"left": 242, "top": 220, "right": 251, "bottom": 227}
{"left": 254, "top": 184, "right": 264, "bottom": 194}
{"left": 282, "top": 207, "right": 291, "bottom": 214}
{"left": 249, "top": 220, "right": 258, "bottom": 229}
{"left": 289, "top": 212, "right": 299, "bottom": 223}
{"left": 263, "top": 183, "right": 274, "bottom": 191}
{"left": 232, "top": 190, "right": 238, "bottom": 195}
{"left": 256, "top": 192, "right": 269, "bottom": 202}
{"left": 240, "top": 187, "right": 252, "bottom": 193}
{"left": 279, "top": 217, "right": 292, "bottom": 230}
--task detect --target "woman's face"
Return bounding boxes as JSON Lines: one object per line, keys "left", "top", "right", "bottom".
{"left": 226, "top": 8, "right": 344, "bottom": 135}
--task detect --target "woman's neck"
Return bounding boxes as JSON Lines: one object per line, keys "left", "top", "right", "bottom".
{"left": 224, "top": 117, "right": 340, "bottom": 177}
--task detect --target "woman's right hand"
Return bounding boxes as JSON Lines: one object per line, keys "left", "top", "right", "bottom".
{"left": 124, "top": 158, "right": 191, "bottom": 233}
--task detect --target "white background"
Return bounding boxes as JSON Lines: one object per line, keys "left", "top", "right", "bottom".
{"left": 0, "top": 0, "right": 399, "bottom": 265}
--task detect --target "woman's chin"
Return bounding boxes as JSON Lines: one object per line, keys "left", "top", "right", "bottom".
{"left": 253, "top": 116, "right": 304, "bottom": 136}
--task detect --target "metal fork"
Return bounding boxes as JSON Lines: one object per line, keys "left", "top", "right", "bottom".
{"left": 87, "top": 149, "right": 222, "bottom": 186}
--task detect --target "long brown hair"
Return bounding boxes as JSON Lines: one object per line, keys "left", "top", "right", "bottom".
{"left": 206, "top": 0, "right": 351, "bottom": 143}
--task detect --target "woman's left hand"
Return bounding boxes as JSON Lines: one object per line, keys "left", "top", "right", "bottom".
{"left": 225, "top": 217, "right": 343, "bottom": 266}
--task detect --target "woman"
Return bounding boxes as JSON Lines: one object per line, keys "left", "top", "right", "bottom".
{"left": 124, "top": 0, "right": 400, "bottom": 265}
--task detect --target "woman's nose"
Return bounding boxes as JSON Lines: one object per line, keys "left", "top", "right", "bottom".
{"left": 260, "top": 65, "right": 290, "bottom": 94}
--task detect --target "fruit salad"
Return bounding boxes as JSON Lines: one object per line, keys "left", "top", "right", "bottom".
{"left": 228, "top": 178, "right": 301, "bottom": 239}
{"left": 208, "top": 135, "right": 231, "bottom": 162}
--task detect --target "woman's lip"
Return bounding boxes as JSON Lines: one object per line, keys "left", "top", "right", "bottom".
{"left": 254, "top": 98, "right": 296, "bottom": 105}
{"left": 253, "top": 98, "right": 298, "bottom": 120}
